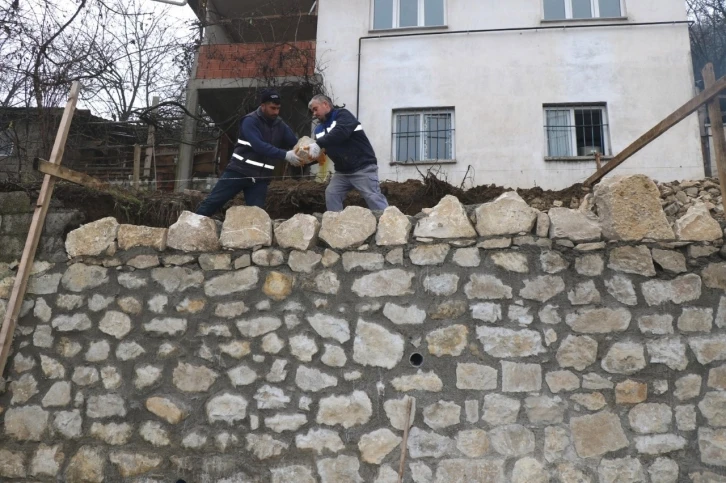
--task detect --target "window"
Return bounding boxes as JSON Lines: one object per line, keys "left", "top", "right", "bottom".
{"left": 0, "top": 130, "right": 13, "bottom": 157}
{"left": 373, "top": 0, "right": 445, "bottom": 30}
{"left": 543, "top": 0, "right": 622, "bottom": 20}
{"left": 393, "top": 109, "right": 454, "bottom": 163}
{"left": 544, "top": 105, "right": 610, "bottom": 158}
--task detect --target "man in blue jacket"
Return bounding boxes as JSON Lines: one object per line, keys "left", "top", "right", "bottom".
{"left": 306, "top": 95, "right": 389, "bottom": 212}
{"left": 196, "top": 89, "right": 302, "bottom": 216}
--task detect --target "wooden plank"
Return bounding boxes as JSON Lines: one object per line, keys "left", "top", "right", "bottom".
{"left": 0, "top": 81, "right": 81, "bottom": 382}
{"left": 703, "top": 64, "right": 726, "bottom": 214}
{"left": 34, "top": 158, "right": 108, "bottom": 190}
{"left": 143, "top": 96, "right": 159, "bottom": 178}
{"left": 397, "top": 396, "right": 413, "bottom": 483}
{"left": 133, "top": 144, "right": 141, "bottom": 189}
{"left": 584, "top": 73, "right": 726, "bottom": 187}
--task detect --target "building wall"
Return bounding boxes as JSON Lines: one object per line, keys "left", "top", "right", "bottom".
{"left": 316, "top": 0, "right": 703, "bottom": 189}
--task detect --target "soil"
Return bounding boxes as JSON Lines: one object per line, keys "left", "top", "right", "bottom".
{"left": 0, "top": 174, "right": 590, "bottom": 228}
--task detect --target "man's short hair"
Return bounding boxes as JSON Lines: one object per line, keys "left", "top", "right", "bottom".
{"left": 308, "top": 94, "right": 333, "bottom": 109}
{"left": 260, "top": 89, "right": 281, "bottom": 105}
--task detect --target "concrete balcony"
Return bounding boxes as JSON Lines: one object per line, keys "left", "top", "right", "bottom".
{"left": 196, "top": 41, "right": 316, "bottom": 80}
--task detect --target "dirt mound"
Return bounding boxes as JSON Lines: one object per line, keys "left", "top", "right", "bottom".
{"left": 0, "top": 174, "right": 590, "bottom": 227}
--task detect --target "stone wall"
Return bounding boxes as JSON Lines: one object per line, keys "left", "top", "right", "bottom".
{"left": 1, "top": 175, "right": 726, "bottom": 482}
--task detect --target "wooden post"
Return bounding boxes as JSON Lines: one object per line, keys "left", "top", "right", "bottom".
{"left": 133, "top": 143, "right": 141, "bottom": 190}
{"left": 595, "top": 152, "right": 602, "bottom": 172}
{"left": 584, "top": 73, "right": 726, "bottom": 186}
{"left": 0, "top": 81, "right": 81, "bottom": 383}
{"left": 397, "top": 396, "right": 413, "bottom": 483}
{"left": 143, "top": 96, "right": 159, "bottom": 178}
{"left": 703, "top": 64, "right": 726, "bottom": 216}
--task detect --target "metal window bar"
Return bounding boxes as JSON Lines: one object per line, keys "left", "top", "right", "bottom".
{"left": 394, "top": 111, "right": 453, "bottom": 163}
{"left": 545, "top": 107, "right": 609, "bottom": 157}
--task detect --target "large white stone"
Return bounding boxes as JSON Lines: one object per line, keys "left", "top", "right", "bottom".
{"left": 594, "top": 175, "right": 675, "bottom": 241}
{"left": 427, "top": 324, "right": 468, "bottom": 356}
{"left": 306, "top": 313, "right": 351, "bottom": 343}
{"left": 675, "top": 203, "right": 723, "bottom": 241}
{"left": 391, "top": 371, "right": 443, "bottom": 392}
{"left": 235, "top": 316, "right": 282, "bottom": 337}
{"left": 265, "top": 413, "right": 308, "bottom": 433}
{"left": 377, "top": 206, "right": 412, "bottom": 245}
{"left": 383, "top": 302, "right": 426, "bottom": 325}
{"left": 642, "top": 274, "right": 702, "bottom": 305}
{"left": 61, "top": 264, "right": 108, "bottom": 292}
{"left": 4, "top": 406, "right": 49, "bottom": 441}
{"left": 488, "top": 424, "right": 536, "bottom": 457}
{"left": 204, "top": 267, "right": 259, "bottom": 296}
{"left": 219, "top": 206, "right": 272, "bottom": 248}
{"left": 317, "top": 455, "right": 364, "bottom": 483}
{"left": 295, "top": 428, "right": 345, "bottom": 454}
{"left": 548, "top": 208, "right": 601, "bottom": 242}
{"left": 295, "top": 366, "right": 338, "bottom": 392}
{"left": 99, "top": 311, "right": 132, "bottom": 339}
{"left": 414, "top": 195, "right": 477, "bottom": 239}
{"left": 117, "top": 224, "right": 167, "bottom": 251}
{"left": 275, "top": 213, "right": 320, "bottom": 250}
{"left": 65, "top": 217, "right": 119, "bottom": 257}
{"left": 358, "top": 428, "right": 402, "bottom": 464}
{"left": 476, "top": 327, "right": 545, "bottom": 358}
{"left": 320, "top": 206, "right": 377, "bottom": 249}
{"left": 475, "top": 192, "right": 538, "bottom": 236}
{"left": 172, "top": 362, "right": 218, "bottom": 392}
{"left": 407, "top": 427, "right": 456, "bottom": 458}
{"left": 570, "top": 411, "right": 628, "bottom": 458}
{"left": 351, "top": 269, "right": 414, "bottom": 297}
{"left": 167, "top": 211, "right": 220, "bottom": 251}
{"left": 602, "top": 342, "right": 647, "bottom": 375}
{"left": 423, "top": 401, "right": 461, "bottom": 429}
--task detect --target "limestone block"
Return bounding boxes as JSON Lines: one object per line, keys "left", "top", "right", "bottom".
{"left": 316, "top": 391, "right": 372, "bottom": 428}
{"left": 65, "top": 217, "right": 119, "bottom": 258}
{"left": 570, "top": 411, "right": 628, "bottom": 458}
{"left": 307, "top": 313, "right": 351, "bottom": 343}
{"left": 61, "top": 263, "right": 108, "bottom": 292}
{"left": 593, "top": 175, "right": 675, "bottom": 241}
{"left": 246, "top": 433, "right": 288, "bottom": 460}
{"left": 464, "top": 274, "right": 512, "bottom": 300}
{"left": 548, "top": 208, "right": 601, "bottom": 242}
{"left": 689, "top": 336, "right": 726, "bottom": 365}
{"left": 317, "top": 455, "right": 364, "bottom": 483}
{"left": 476, "top": 327, "right": 545, "bottom": 358}
{"left": 492, "top": 251, "right": 529, "bottom": 273}
{"left": 320, "top": 206, "right": 377, "bottom": 249}
{"left": 566, "top": 307, "right": 631, "bottom": 334}
{"left": 482, "top": 394, "right": 521, "bottom": 425}
{"left": 488, "top": 424, "right": 535, "bottom": 457}
{"left": 206, "top": 393, "right": 247, "bottom": 425}
{"left": 629, "top": 403, "right": 672, "bottom": 433}
{"left": 642, "top": 274, "right": 702, "bottom": 305}
{"left": 109, "top": 452, "right": 162, "bottom": 477}
{"left": 353, "top": 320, "right": 404, "bottom": 368}
{"left": 699, "top": 392, "right": 726, "bottom": 427}
{"left": 117, "top": 224, "right": 167, "bottom": 251}
{"left": 557, "top": 335, "right": 598, "bottom": 371}
{"left": 698, "top": 428, "right": 726, "bottom": 466}
{"left": 456, "top": 429, "right": 490, "bottom": 458}
{"left": 343, "top": 252, "right": 385, "bottom": 272}
{"left": 358, "top": 428, "right": 402, "bottom": 464}
{"left": 456, "top": 363, "right": 497, "bottom": 390}
{"left": 512, "top": 457, "right": 548, "bottom": 483}
{"left": 602, "top": 342, "right": 646, "bottom": 375}
{"left": 391, "top": 371, "right": 443, "bottom": 392}
{"left": 407, "top": 428, "right": 455, "bottom": 458}
{"left": 652, "top": 249, "right": 687, "bottom": 273}
{"left": 414, "top": 195, "right": 476, "bottom": 239}
{"left": 172, "top": 362, "right": 218, "bottom": 392}
{"left": 351, "top": 269, "right": 414, "bottom": 297}
{"left": 520, "top": 275, "right": 565, "bottom": 302}
{"left": 426, "top": 324, "right": 468, "bottom": 356}
{"left": 376, "top": 206, "right": 412, "bottom": 245}
{"left": 295, "top": 428, "right": 345, "bottom": 454}
{"left": 275, "top": 213, "right": 320, "bottom": 250}
{"left": 410, "top": 244, "right": 450, "bottom": 265}
{"left": 675, "top": 203, "right": 723, "bottom": 241}
{"left": 608, "top": 246, "right": 656, "bottom": 276}
{"left": 219, "top": 206, "right": 272, "bottom": 249}
{"left": 167, "top": 211, "right": 220, "bottom": 252}
{"left": 598, "top": 457, "right": 645, "bottom": 483}
{"left": 145, "top": 397, "right": 187, "bottom": 424}
{"left": 475, "top": 192, "right": 538, "bottom": 236}
{"left": 65, "top": 446, "right": 105, "bottom": 483}
{"left": 204, "top": 267, "right": 259, "bottom": 296}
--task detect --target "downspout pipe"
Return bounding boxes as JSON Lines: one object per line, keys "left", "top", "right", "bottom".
{"left": 356, "top": 20, "right": 690, "bottom": 117}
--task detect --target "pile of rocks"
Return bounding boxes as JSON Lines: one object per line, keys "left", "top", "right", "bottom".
{"left": 657, "top": 178, "right": 724, "bottom": 222}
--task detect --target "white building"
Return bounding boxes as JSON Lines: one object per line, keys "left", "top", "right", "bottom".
{"left": 316, "top": 0, "right": 704, "bottom": 189}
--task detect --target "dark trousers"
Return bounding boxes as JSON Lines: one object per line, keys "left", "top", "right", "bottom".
{"left": 196, "top": 169, "right": 269, "bottom": 217}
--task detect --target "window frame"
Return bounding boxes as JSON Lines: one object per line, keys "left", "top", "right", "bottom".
{"left": 371, "top": 0, "right": 447, "bottom": 31}
{"left": 542, "top": 0, "right": 626, "bottom": 21}
{"left": 543, "top": 104, "right": 612, "bottom": 160}
{"left": 392, "top": 107, "right": 456, "bottom": 164}
{"left": 0, "top": 130, "right": 14, "bottom": 158}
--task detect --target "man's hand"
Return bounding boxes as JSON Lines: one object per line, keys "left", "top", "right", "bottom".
{"left": 285, "top": 150, "right": 302, "bottom": 167}
{"left": 307, "top": 143, "right": 321, "bottom": 159}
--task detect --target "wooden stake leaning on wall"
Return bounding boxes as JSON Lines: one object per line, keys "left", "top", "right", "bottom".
{"left": 703, "top": 63, "right": 726, "bottom": 215}
{"left": 584, "top": 72, "right": 726, "bottom": 187}
{"left": 143, "top": 96, "right": 159, "bottom": 179}
{"left": 595, "top": 152, "right": 602, "bottom": 172}
{"left": 0, "top": 81, "right": 81, "bottom": 385}
{"left": 398, "top": 396, "right": 414, "bottom": 483}
{"left": 133, "top": 143, "right": 142, "bottom": 190}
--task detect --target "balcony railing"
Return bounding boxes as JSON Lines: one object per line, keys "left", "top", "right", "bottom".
{"left": 196, "top": 41, "right": 316, "bottom": 80}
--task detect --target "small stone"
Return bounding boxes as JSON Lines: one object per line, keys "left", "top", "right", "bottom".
{"left": 629, "top": 403, "right": 672, "bottom": 433}
{"left": 546, "top": 371, "right": 580, "bottom": 393}
{"left": 428, "top": 299, "right": 468, "bottom": 319}
{"left": 317, "top": 455, "right": 364, "bottom": 483}
{"left": 383, "top": 397, "right": 417, "bottom": 430}
{"left": 139, "top": 421, "right": 170, "bottom": 447}
{"left": 288, "top": 250, "right": 321, "bottom": 273}
{"left": 570, "top": 411, "right": 628, "bottom": 458}
{"left": 29, "top": 444, "right": 64, "bottom": 477}
{"left": 566, "top": 307, "right": 631, "bottom": 334}
{"left": 115, "top": 341, "right": 145, "bottom": 361}
{"left": 391, "top": 371, "right": 443, "bottom": 392}
{"left": 353, "top": 320, "right": 404, "bottom": 368}
{"left": 173, "top": 362, "right": 218, "bottom": 392}
{"left": 352, "top": 269, "right": 414, "bottom": 297}
{"left": 383, "top": 303, "right": 426, "bottom": 325}
{"left": 492, "top": 251, "right": 529, "bottom": 273}
{"left": 321, "top": 249, "right": 340, "bottom": 267}
{"left": 465, "top": 400, "right": 479, "bottom": 424}
{"left": 652, "top": 249, "right": 687, "bottom": 273}
{"left": 343, "top": 252, "right": 385, "bottom": 272}
{"left": 478, "top": 237, "right": 512, "bottom": 249}
{"left": 602, "top": 342, "right": 646, "bottom": 375}
{"left": 502, "top": 361, "right": 542, "bottom": 392}
{"left": 427, "top": 324, "right": 468, "bottom": 356}
{"left": 482, "top": 394, "right": 521, "bottom": 425}
{"left": 464, "top": 274, "right": 512, "bottom": 300}
{"left": 544, "top": 426, "right": 570, "bottom": 463}
{"left": 453, "top": 247, "right": 481, "bottom": 267}
{"left": 205, "top": 393, "right": 248, "bottom": 425}
{"left": 295, "top": 366, "right": 337, "bottom": 392}
{"left": 134, "top": 365, "right": 162, "bottom": 389}
{"left": 605, "top": 276, "right": 638, "bottom": 305}
{"left": 91, "top": 422, "right": 133, "bottom": 445}
{"left": 359, "top": 428, "right": 402, "bottom": 464}
{"left": 638, "top": 314, "right": 674, "bottom": 335}
{"left": 52, "top": 313, "right": 92, "bottom": 332}
{"left": 86, "top": 394, "right": 125, "bottom": 419}
{"left": 699, "top": 427, "right": 726, "bottom": 466}
{"left": 316, "top": 391, "right": 372, "bottom": 428}
{"left": 65, "top": 446, "right": 105, "bottom": 483}
{"left": 227, "top": 365, "right": 257, "bottom": 386}
{"left": 678, "top": 307, "right": 713, "bottom": 332}
{"left": 647, "top": 337, "right": 688, "bottom": 371}
{"left": 488, "top": 424, "right": 536, "bottom": 457}
{"left": 456, "top": 429, "right": 490, "bottom": 457}
{"left": 647, "top": 458, "right": 679, "bottom": 483}
{"left": 307, "top": 313, "right": 350, "bottom": 343}
{"left": 10, "top": 373, "right": 38, "bottom": 405}
{"left": 476, "top": 326, "right": 544, "bottom": 358}
{"left": 642, "top": 274, "right": 702, "bottom": 305}
{"left": 471, "top": 302, "right": 502, "bottom": 323}
{"left": 699, "top": 391, "right": 726, "bottom": 427}
{"left": 52, "top": 410, "right": 82, "bottom": 439}
{"left": 616, "top": 380, "right": 648, "bottom": 404}
{"left": 288, "top": 334, "right": 318, "bottom": 362}
{"left": 598, "top": 457, "right": 645, "bottom": 483}
{"left": 675, "top": 203, "right": 723, "bottom": 241}
{"left": 72, "top": 366, "right": 99, "bottom": 387}
{"left": 556, "top": 335, "right": 598, "bottom": 371}
{"left": 536, "top": 212, "right": 551, "bottom": 237}
{"left": 456, "top": 363, "right": 497, "bottom": 390}
{"left": 568, "top": 280, "right": 601, "bottom": 305}
{"left": 423, "top": 273, "right": 459, "bottom": 296}
{"left": 42, "top": 381, "right": 71, "bottom": 407}
{"left": 525, "top": 396, "right": 566, "bottom": 424}
{"left": 608, "top": 246, "right": 656, "bottom": 276}
{"left": 145, "top": 397, "right": 186, "bottom": 424}
{"left": 204, "top": 267, "right": 259, "bottom": 297}
{"left": 675, "top": 405, "right": 697, "bottom": 431}
{"left": 246, "top": 433, "right": 289, "bottom": 460}
{"left": 423, "top": 401, "right": 461, "bottom": 429}
{"left": 675, "top": 374, "right": 702, "bottom": 401}
{"left": 385, "top": 247, "right": 404, "bottom": 265}
{"left": 575, "top": 254, "right": 604, "bottom": 276}
{"left": 410, "top": 244, "right": 450, "bottom": 265}
{"left": 571, "top": 392, "right": 607, "bottom": 411}
{"left": 295, "top": 427, "right": 345, "bottom": 454}
{"left": 540, "top": 250, "right": 568, "bottom": 274}
{"left": 321, "top": 344, "right": 347, "bottom": 367}
{"left": 407, "top": 427, "right": 455, "bottom": 458}
{"left": 520, "top": 275, "right": 565, "bottom": 302}
{"left": 236, "top": 316, "right": 282, "bottom": 337}
{"left": 689, "top": 336, "right": 726, "bottom": 365}
{"left": 125, "top": 254, "right": 160, "bottom": 269}
{"left": 265, "top": 413, "right": 307, "bottom": 433}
